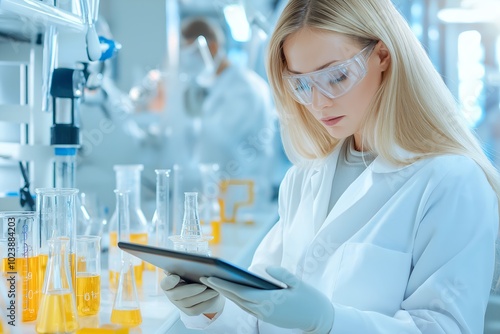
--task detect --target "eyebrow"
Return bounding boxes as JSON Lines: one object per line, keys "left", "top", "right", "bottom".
{"left": 286, "top": 59, "right": 340, "bottom": 75}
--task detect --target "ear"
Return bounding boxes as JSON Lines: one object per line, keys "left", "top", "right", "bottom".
{"left": 375, "top": 41, "right": 391, "bottom": 72}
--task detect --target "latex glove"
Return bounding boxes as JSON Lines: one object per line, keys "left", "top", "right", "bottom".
{"left": 200, "top": 266, "right": 334, "bottom": 333}
{"left": 161, "top": 274, "right": 225, "bottom": 316}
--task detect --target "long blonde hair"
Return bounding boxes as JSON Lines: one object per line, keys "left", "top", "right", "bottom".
{"left": 266, "top": 0, "right": 500, "bottom": 201}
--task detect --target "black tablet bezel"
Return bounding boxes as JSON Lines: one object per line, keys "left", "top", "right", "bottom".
{"left": 118, "top": 241, "right": 284, "bottom": 290}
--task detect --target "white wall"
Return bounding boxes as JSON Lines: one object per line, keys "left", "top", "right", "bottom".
{"left": 100, "top": 0, "right": 167, "bottom": 92}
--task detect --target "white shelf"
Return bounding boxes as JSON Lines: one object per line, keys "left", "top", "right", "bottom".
{"left": 0, "top": 0, "right": 85, "bottom": 33}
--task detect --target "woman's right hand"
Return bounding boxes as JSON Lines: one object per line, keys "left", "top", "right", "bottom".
{"left": 161, "top": 274, "right": 225, "bottom": 317}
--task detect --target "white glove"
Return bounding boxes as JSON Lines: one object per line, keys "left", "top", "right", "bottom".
{"left": 161, "top": 274, "right": 225, "bottom": 316}
{"left": 200, "top": 266, "right": 334, "bottom": 333}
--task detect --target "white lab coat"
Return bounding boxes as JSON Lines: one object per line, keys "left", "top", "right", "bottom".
{"left": 181, "top": 141, "right": 499, "bottom": 333}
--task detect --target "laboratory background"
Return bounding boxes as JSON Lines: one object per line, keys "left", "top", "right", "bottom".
{"left": 0, "top": 0, "right": 499, "bottom": 333}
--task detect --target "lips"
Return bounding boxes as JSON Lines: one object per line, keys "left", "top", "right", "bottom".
{"left": 321, "top": 116, "right": 345, "bottom": 126}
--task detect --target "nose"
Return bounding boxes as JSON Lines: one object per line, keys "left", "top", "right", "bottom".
{"left": 310, "top": 86, "right": 333, "bottom": 111}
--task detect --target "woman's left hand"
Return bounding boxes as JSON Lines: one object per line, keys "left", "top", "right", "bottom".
{"left": 200, "top": 266, "right": 334, "bottom": 333}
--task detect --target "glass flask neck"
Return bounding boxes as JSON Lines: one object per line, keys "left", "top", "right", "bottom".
{"left": 115, "top": 190, "right": 130, "bottom": 242}
{"left": 43, "top": 237, "right": 73, "bottom": 293}
{"left": 155, "top": 169, "right": 170, "bottom": 224}
{"left": 180, "top": 192, "right": 202, "bottom": 239}
{"left": 115, "top": 166, "right": 143, "bottom": 208}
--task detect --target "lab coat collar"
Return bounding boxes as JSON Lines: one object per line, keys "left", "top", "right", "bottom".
{"left": 369, "top": 145, "right": 419, "bottom": 174}
{"left": 311, "top": 140, "right": 419, "bottom": 174}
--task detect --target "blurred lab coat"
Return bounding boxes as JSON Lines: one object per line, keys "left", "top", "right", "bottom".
{"left": 190, "top": 64, "right": 277, "bottom": 201}
{"left": 182, "top": 141, "right": 498, "bottom": 333}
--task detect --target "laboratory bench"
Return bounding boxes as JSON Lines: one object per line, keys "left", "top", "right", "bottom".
{"left": 19, "top": 203, "right": 278, "bottom": 334}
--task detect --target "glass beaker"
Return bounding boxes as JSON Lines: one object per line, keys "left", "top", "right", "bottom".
{"left": 108, "top": 165, "right": 148, "bottom": 290}
{"left": 0, "top": 211, "right": 39, "bottom": 322}
{"left": 36, "top": 237, "right": 78, "bottom": 334}
{"left": 169, "top": 192, "right": 212, "bottom": 255}
{"left": 36, "top": 188, "right": 78, "bottom": 294}
{"left": 76, "top": 235, "right": 101, "bottom": 316}
{"left": 110, "top": 190, "right": 142, "bottom": 328}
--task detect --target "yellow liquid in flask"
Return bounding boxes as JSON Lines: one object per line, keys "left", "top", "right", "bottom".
{"left": 36, "top": 291, "right": 78, "bottom": 333}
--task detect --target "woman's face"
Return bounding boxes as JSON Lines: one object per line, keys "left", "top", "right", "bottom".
{"left": 282, "top": 28, "right": 389, "bottom": 149}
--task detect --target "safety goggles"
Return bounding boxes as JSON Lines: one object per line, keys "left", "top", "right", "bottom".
{"left": 282, "top": 42, "right": 377, "bottom": 105}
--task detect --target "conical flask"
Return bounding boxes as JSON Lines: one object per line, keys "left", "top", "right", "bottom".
{"left": 169, "top": 192, "right": 212, "bottom": 255}
{"left": 36, "top": 237, "right": 78, "bottom": 334}
{"left": 108, "top": 165, "right": 148, "bottom": 290}
{"left": 111, "top": 190, "right": 142, "bottom": 327}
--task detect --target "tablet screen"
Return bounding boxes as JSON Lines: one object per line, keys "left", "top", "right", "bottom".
{"left": 118, "top": 242, "right": 285, "bottom": 290}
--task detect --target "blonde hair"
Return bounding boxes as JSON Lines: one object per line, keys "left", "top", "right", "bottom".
{"left": 266, "top": 0, "right": 500, "bottom": 202}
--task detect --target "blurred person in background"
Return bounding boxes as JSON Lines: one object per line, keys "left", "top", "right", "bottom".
{"left": 175, "top": 16, "right": 279, "bottom": 203}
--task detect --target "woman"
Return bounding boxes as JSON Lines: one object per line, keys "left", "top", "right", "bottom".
{"left": 162, "top": 0, "right": 500, "bottom": 332}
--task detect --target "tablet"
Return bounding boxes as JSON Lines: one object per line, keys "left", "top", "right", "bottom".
{"left": 118, "top": 242, "right": 285, "bottom": 290}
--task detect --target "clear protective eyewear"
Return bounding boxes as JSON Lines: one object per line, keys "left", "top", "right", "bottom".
{"left": 283, "top": 42, "right": 377, "bottom": 105}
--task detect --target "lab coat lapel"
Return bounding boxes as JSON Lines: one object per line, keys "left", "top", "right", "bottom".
{"left": 319, "top": 164, "right": 373, "bottom": 234}
{"left": 310, "top": 144, "right": 342, "bottom": 232}
{"left": 317, "top": 146, "right": 418, "bottom": 234}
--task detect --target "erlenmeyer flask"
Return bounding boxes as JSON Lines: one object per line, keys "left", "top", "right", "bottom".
{"left": 110, "top": 190, "right": 142, "bottom": 327}
{"left": 108, "top": 165, "right": 148, "bottom": 290}
{"left": 36, "top": 237, "right": 78, "bottom": 334}
{"left": 169, "top": 192, "right": 212, "bottom": 255}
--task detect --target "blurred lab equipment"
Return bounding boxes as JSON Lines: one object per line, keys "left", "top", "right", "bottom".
{"left": 79, "top": 192, "right": 107, "bottom": 237}
{"left": 50, "top": 67, "right": 85, "bottom": 188}
{"left": 151, "top": 169, "right": 171, "bottom": 294}
{"left": 76, "top": 235, "right": 101, "bottom": 316}
{"left": 49, "top": 67, "right": 96, "bottom": 237}
{"left": 169, "top": 192, "right": 212, "bottom": 256}
{"left": 198, "top": 163, "right": 222, "bottom": 244}
{"left": 36, "top": 237, "right": 78, "bottom": 334}
{"left": 219, "top": 179, "right": 255, "bottom": 225}
{"left": 0, "top": 212, "right": 39, "bottom": 322}
{"left": 80, "top": 0, "right": 101, "bottom": 62}
{"left": 108, "top": 165, "right": 148, "bottom": 290}
{"left": 110, "top": 190, "right": 142, "bottom": 328}
{"left": 36, "top": 188, "right": 78, "bottom": 295}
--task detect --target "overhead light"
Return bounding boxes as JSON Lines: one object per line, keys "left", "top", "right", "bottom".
{"left": 223, "top": 4, "right": 251, "bottom": 42}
